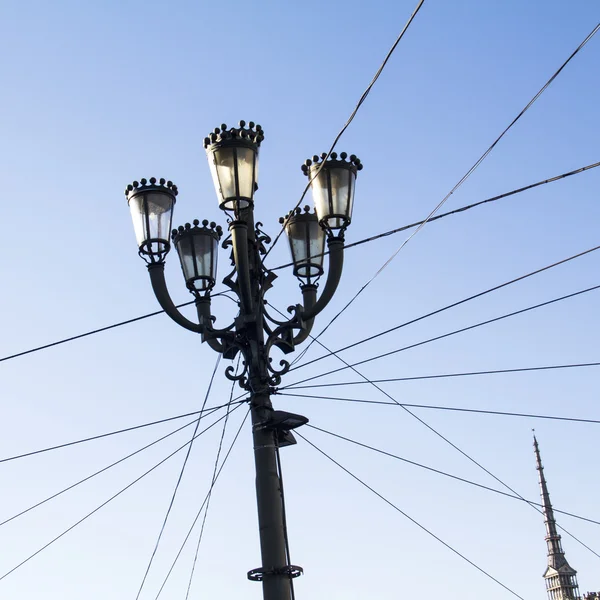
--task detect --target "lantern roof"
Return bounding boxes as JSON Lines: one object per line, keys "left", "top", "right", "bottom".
{"left": 203, "top": 121, "right": 264, "bottom": 150}
{"left": 300, "top": 152, "right": 363, "bottom": 177}
{"left": 171, "top": 219, "right": 223, "bottom": 243}
{"left": 125, "top": 177, "right": 178, "bottom": 199}
{"left": 279, "top": 205, "right": 316, "bottom": 226}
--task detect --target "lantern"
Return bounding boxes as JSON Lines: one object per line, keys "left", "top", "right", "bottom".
{"left": 126, "top": 178, "right": 177, "bottom": 263}
{"left": 281, "top": 206, "right": 325, "bottom": 282}
{"left": 172, "top": 220, "right": 223, "bottom": 293}
{"left": 204, "top": 121, "right": 263, "bottom": 215}
{"left": 301, "top": 152, "right": 362, "bottom": 234}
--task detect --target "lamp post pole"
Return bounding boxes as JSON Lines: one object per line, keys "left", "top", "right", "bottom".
{"left": 125, "top": 120, "right": 362, "bottom": 600}
{"left": 242, "top": 208, "right": 294, "bottom": 600}
{"left": 250, "top": 389, "right": 292, "bottom": 600}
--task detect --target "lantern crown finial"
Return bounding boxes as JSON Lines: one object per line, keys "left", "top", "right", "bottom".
{"left": 171, "top": 219, "right": 223, "bottom": 241}
{"left": 300, "top": 152, "right": 363, "bottom": 177}
{"left": 125, "top": 178, "right": 178, "bottom": 198}
{"left": 279, "top": 205, "right": 314, "bottom": 225}
{"left": 203, "top": 121, "right": 265, "bottom": 150}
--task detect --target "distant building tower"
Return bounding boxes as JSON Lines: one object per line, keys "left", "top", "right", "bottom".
{"left": 534, "top": 435, "right": 581, "bottom": 600}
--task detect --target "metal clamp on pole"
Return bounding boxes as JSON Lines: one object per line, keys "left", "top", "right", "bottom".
{"left": 247, "top": 565, "right": 304, "bottom": 582}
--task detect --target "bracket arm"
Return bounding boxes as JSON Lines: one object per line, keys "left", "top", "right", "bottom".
{"left": 147, "top": 263, "right": 202, "bottom": 334}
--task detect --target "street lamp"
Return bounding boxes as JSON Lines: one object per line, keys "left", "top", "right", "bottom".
{"left": 280, "top": 206, "right": 325, "bottom": 284}
{"left": 171, "top": 220, "right": 223, "bottom": 293}
{"left": 125, "top": 121, "right": 362, "bottom": 600}
{"left": 126, "top": 177, "right": 178, "bottom": 263}
{"left": 301, "top": 151, "right": 362, "bottom": 234}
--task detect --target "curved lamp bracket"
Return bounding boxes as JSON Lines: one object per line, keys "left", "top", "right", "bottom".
{"left": 259, "top": 235, "right": 344, "bottom": 356}
{"left": 147, "top": 263, "right": 240, "bottom": 357}
{"left": 300, "top": 236, "right": 344, "bottom": 322}
{"left": 147, "top": 263, "right": 202, "bottom": 334}
{"left": 259, "top": 236, "right": 344, "bottom": 365}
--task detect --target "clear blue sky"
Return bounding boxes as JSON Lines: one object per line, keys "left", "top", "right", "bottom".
{"left": 0, "top": 1, "right": 598, "bottom": 598}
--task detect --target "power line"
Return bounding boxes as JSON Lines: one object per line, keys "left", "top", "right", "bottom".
{"left": 0, "top": 300, "right": 188, "bottom": 364}
{"left": 297, "top": 431, "right": 526, "bottom": 600}
{"left": 0, "top": 404, "right": 243, "bottom": 583}
{"left": 278, "top": 392, "right": 600, "bottom": 425}
{"left": 286, "top": 283, "right": 600, "bottom": 387}
{"left": 280, "top": 361, "right": 600, "bottom": 390}
{"left": 270, "top": 298, "right": 600, "bottom": 551}
{"left": 154, "top": 408, "right": 251, "bottom": 599}
{"left": 263, "top": 0, "right": 426, "bottom": 261}
{"left": 135, "top": 355, "right": 221, "bottom": 600}
{"left": 0, "top": 400, "right": 246, "bottom": 465}
{"left": 290, "top": 243, "right": 600, "bottom": 373}
{"left": 0, "top": 289, "right": 230, "bottom": 365}
{"left": 305, "top": 423, "right": 600, "bottom": 527}
{"left": 0, "top": 409, "right": 223, "bottom": 529}
{"left": 289, "top": 23, "right": 600, "bottom": 366}
{"left": 184, "top": 360, "right": 238, "bottom": 599}
{"left": 276, "top": 312, "right": 600, "bottom": 559}
{"left": 270, "top": 161, "right": 600, "bottom": 272}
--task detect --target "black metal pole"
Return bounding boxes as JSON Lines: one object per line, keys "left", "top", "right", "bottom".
{"left": 243, "top": 205, "right": 293, "bottom": 600}
{"left": 250, "top": 390, "right": 292, "bottom": 600}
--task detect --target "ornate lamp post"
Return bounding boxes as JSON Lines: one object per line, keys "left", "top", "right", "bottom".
{"left": 125, "top": 121, "right": 362, "bottom": 600}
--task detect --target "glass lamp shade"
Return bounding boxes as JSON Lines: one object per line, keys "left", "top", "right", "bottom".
{"left": 281, "top": 207, "right": 325, "bottom": 281}
{"left": 126, "top": 178, "right": 177, "bottom": 263}
{"left": 204, "top": 122, "right": 264, "bottom": 214}
{"left": 172, "top": 220, "right": 223, "bottom": 293}
{"left": 302, "top": 153, "right": 363, "bottom": 233}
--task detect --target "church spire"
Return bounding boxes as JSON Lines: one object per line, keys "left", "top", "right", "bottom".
{"left": 533, "top": 433, "right": 580, "bottom": 600}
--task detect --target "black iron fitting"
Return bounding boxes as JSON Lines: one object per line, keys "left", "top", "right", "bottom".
{"left": 247, "top": 565, "right": 304, "bottom": 582}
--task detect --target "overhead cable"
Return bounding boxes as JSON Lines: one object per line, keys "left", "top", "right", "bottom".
{"left": 287, "top": 283, "right": 600, "bottom": 387}
{"left": 290, "top": 243, "right": 600, "bottom": 372}
{"left": 306, "top": 424, "right": 600, "bottom": 526}
{"left": 0, "top": 290, "right": 230, "bottom": 365}
{"left": 263, "top": 0, "right": 426, "bottom": 261}
{"left": 275, "top": 314, "right": 600, "bottom": 558}
{"left": 0, "top": 409, "right": 222, "bottom": 528}
{"left": 281, "top": 361, "right": 600, "bottom": 390}
{"left": 290, "top": 24, "right": 600, "bottom": 365}
{"left": 278, "top": 392, "right": 600, "bottom": 426}
{"left": 0, "top": 299, "right": 189, "bottom": 364}
{"left": 271, "top": 161, "right": 600, "bottom": 272}
{"left": 0, "top": 403, "right": 243, "bottom": 583}
{"left": 154, "top": 408, "right": 251, "bottom": 599}
{"left": 184, "top": 361, "right": 238, "bottom": 600}
{"left": 0, "top": 400, "right": 245, "bottom": 465}
{"left": 135, "top": 355, "right": 221, "bottom": 600}
{"left": 298, "top": 431, "right": 526, "bottom": 600}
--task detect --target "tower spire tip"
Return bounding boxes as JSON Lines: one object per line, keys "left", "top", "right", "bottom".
{"left": 533, "top": 436, "right": 580, "bottom": 600}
